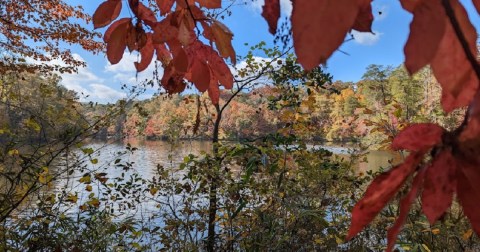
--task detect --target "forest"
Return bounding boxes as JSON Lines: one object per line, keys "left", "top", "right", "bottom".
{"left": 1, "top": 0, "right": 480, "bottom": 251}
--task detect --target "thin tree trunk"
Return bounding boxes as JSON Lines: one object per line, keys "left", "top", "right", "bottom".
{"left": 207, "top": 104, "right": 221, "bottom": 252}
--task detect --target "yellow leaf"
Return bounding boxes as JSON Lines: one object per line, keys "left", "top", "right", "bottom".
{"left": 8, "top": 149, "right": 19, "bottom": 156}
{"left": 463, "top": 229, "right": 473, "bottom": 240}
{"left": 422, "top": 244, "right": 431, "bottom": 252}
{"left": 79, "top": 175, "right": 91, "bottom": 184}
{"left": 335, "top": 235, "right": 343, "bottom": 245}
{"left": 88, "top": 198, "right": 100, "bottom": 208}
{"left": 86, "top": 185, "right": 92, "bottom": 192}
{"left": 25, "top": 117, "right": 41, "bottom": 132}
{"left": 150, "top": 187, "right": 158, "bottom": 196}
{"left": 91, "top": 158, "right": 98, "bottom": 164}
{"left": 431, "top": 228, "right": 440, "bottom": 235}
{"left": 66, "top": 193, "right": 78, "bottom": 203}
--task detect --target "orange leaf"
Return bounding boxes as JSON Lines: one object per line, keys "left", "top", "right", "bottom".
{"left": 156, "top": 0, "right": 175, "bottom": 15}
{"left": 430, "top": 0, "right": 479, "bottom": 112}
{"left": 211, "top": 21, "right": 236, "bottom": 64}
{"left": 387, "top": 168, "right": 426, "bottom": 252}
{"left": 106, "top": 20, "right": 130, "bottom": 64}
{"left": 292, "top": 0, "right": 360, "bottom": 70}
{"left": 404, "top": 0, "right": 447, "bottom": 74}
{"left": 262, "top": 0, "right": 280, "bottom": 35}
{"left": 135, "top": 34, "right": 154, "bottom": 72}
{"left": 93, "top": 0, "right": 122, "bottom": 29}
{"left": 196, "top": 0, "right": 221, "bottom": 9}
{"left": 352, "top": 0, "right": 374, "bottom": 32}
{"left": 391, "top": 123, "right": 444, "bottom": 152}
{"left": 178, "top": 21, "right": 194, "bottom": 45}
{"left": 422, "top": 150, "right": 456, "bottom": 224}
{"left": 201, "top": 21, "right": 214, "bottom": 41}
{"left": 347, "top": 152, "right": 424, "bottom": 240}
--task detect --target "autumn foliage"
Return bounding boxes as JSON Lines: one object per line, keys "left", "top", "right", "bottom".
{"left": 94, "top": 0, "right": 480, "bottom": 250}
{"left": 0, "top": 0, "right": 102, "bottom": 74}
{"left": 93, "top": 0, "right": 234, "bottom": 104}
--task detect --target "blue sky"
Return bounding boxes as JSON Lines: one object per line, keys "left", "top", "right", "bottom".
{"left": 59, "top": 0, "right": 480, "bottom": 103}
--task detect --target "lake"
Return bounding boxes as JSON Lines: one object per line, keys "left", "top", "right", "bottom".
{"left": 49, "top": 139, "right": 401, "bottom": 219}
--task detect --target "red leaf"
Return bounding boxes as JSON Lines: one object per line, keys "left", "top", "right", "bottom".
{"left": 155, "top": 43, "right": 172, "bottom": 64}
{"left": 431, "top": 0, "right": 479, "bottom": 112}
{"left": 104, "top": 18, "right": 131, "bottom": 43}
{"left": 210, "top": 55, "right": 233, "bottom": 89}
{"left": 347, "top": 152, "right": 424, "bottom": 240}
{"left": 186, "top": 59, "right": 210, "bottom": 92}
{"left": 400, "top": 0, "right": 421, "bottom": 12}
{"left": 135, "top": 34, "right": 154, "bottom": 72}
{"left": 126, "top": 24, "right": 139, "bottom": 52}
{"left": 262, "top": 0, "right": 280, "bottom": 35}
{"left": 387, "top": 168, "right": 426, "bottom": 252}
{"left": 196, "top": 0, "right": 221, "bottom": 9}
{"left": 156, "top": 0, "right": 175, "bottom": 15}
{"left": 106, "top": 20, "right": 130, "bottom": 64}
{"left": 172, "top": 47, "right": 189, "bottom": 73}
{"left": 161, "top": 64, "right": 187, "bottom": 93}
{"left": 93, "top": 0, "right": 122, "bottom": 29}
{"left": 457, "top": 167, "right": 480, "bottom": 235}
{"left": 153, "top": 17, "right": 178, "bottom": 43}
{"left": 292, "top": 0, "right": 360, "bottom": 70}
{"left": 456, "top": 154, "right": 480, "bottom": 196}
{"left": 188, "top": 41, "right": 233, "bottom": 89}
{"left": 392, "top": 123, "right": 444, "bottom": 151}
{"left": 474, "top": 0, "right": 480, "bottom": 14}
{"left": 137, "top": 2, "right": 157, "bottom": 26}
{"left": 352, "top": 0, "right": 374, "bottom": 32}
{"left": 404, "top": 0, "right": 447, "bottom": 74}
{"left": 460, "top": 92, "right": 480, "bottom": 141}
{"left": 208, "top": 79, "right": 220, "bottom": 105}
{"left": 422, "top": 150, "right": 456, "bottom": 224}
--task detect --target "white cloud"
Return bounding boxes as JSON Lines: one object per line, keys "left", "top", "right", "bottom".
{"left": 230, "top": 56, "right": 283, "bottom": 85}
{"left": 351, "top": 30, "right": 382, "bottom": 46}
{"left": 56, "top": 53, "right": 129, "bottom": 103}
{"left": 90, "top": 83, "right": 127, "bottom": 100}
{"left": 105, "top": 52, "right": 161, "bottom": 86}
{"left": 250, "top": 0, "right": 292, "bottom": 16}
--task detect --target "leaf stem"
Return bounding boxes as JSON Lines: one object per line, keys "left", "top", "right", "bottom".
{"left": 441, "top": 0, "right": 480, "bottom": 80}
{"left": 441, "top": 0, "right": 480, "bottom": 133}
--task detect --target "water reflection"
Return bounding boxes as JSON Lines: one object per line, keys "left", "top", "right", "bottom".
{"left": 50, "top": 140, "right": 399, "bottom": 218}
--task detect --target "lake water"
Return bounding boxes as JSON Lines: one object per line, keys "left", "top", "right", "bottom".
{"left": 75, "top": 139, "right": 400, "bottom": 176}
{"left": 49, "top": 139, "right": 400, "bottom": 219}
